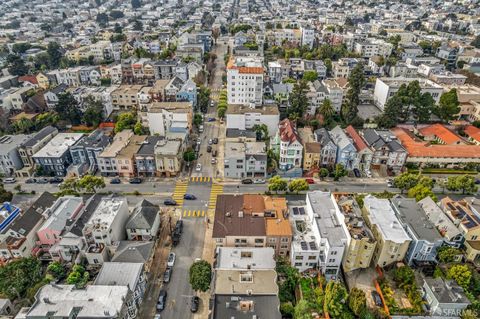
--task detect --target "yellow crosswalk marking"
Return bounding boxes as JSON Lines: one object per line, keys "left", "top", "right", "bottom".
{"left": 183, "top": 210, "right": 187, "bottom": 217}
{"left": 201, "top": 211, "right": 205, "bottom": 217}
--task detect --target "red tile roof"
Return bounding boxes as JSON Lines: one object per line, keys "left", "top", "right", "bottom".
{"left": 464, "top": 125, "right": 480, "bottom": 143}
{"left": 278, "top": 119, "right": 300, "bottom": 144}
{"left": 418, "top": 124, "right": 463, "bottom": 145}
{"left": 392, "top": 127, "right": 480, "bottom": 158}
{"left": 345, "top": 125, "right": 368, "bottom": 151}
{"left": 18, "top": 75, "right": 38, "bottom": 85}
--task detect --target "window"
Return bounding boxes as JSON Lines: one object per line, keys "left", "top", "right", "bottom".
{"left": 295, "top": 256, "right": 303, "bottom": 260}
{"left": 240, "top": 272, "right": 253, "bottom": 283}
{"left": 308, "top": 256, "right": 316, "bottom": 260}
{"left": 281, "top": 237, "right": 289, "bottom": 243}
{"left": 294, "top": 262, "right": 302, "bottom": 267}
{"left": 328, "top": 259, "right": 335, "bottom": 263}
{"left": 255, "top": 238, "right": 264, "bottom": 244}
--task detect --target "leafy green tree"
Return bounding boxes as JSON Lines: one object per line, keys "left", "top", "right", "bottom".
{"left": 393, "top": 172, "right": 420, "bottom": 194}
{"left": 324, "top": 58, "right": 332, "bottom": 75}
{"left": 447, "top": 264, "right": 471, "bottom": 290}
{"left": 55, "top": 92, "right": 82, "bottom": 125}
{"left": 288, "top": 179, "right": 309, "bottom": 193}
{"left": 435, "top": 89, "right": 460, "bottom": 122}
{"left": 407, "top": 184, "right": 437, "bottom": 202}
{"left": 276, "top": 258, "right": 299, "bottom": 303}
{"left": 133, "top": 121, "right": 147, "bottom": 135}
{"left": 324, "top": 281, "right": 349, "bottom": 318}
{"left": 471, "top": 35, "right": 480, "bottom": 49}
{"left": 268, "top": 176, "right": 288, "bottom": 192}
{"left": 437, "top": 246, "right": 461, "bottom": 263}
{"left": 96, "top": 13, "right": 109, "bottom": 26}
{"left": 59, "top": 178, "right": 80, "bottom": 196}
{"left": 294, "top": 299, "right": 311, "bottom": 319}
{"left": 133, "top": 20, "right": 143, "bottom": 31}
{"left": 303, "top": 70, "right": 318, "bottom": 82}
{"left": 11, "top": 117, "right": 35, "bottom": 134}
{"left": 333, "top": 163, "right": 347, "bottom": 181}
{"left": 288, "top": 80, "right": 309, "bottom": 118}
{"left": 0, "top": 184, "right": 13, "bottom": 203}
{"left": 114, "top": 23, "right": 122, "bottom": 34}
{"left": 47, "top": 261, "right": 66, "bottom": 280}
{"left": 109, "top": 10, "right": 124, "bottom": 20}
{"left": 67, "top": 265, "right": 89, "bottom": 288}
{"left": 253, "top": 124, "right": 269, "bottom": 141}
{"left": 341, "top": 63, "right": 365, "bottom": 123}
{"left": 394, "top": 265, "right": 415, "bottom": 289}
{"left": 115, "top": 111, "right": 137, "bottom": 133}
{"left": 131, "top": 0, "right": 142, "bottom": 8}
{"left": 348, "top": 288, "right": 367, "bottom": 317}
{"left": 319, "top": 168, "right": 329, "bottom": 179}
{"left": 193, "top": 113, "right": 203, "bottom": 127}
{"left": 217, "top": 107, "right": 226, "bottom": 118}
{"left": 12, "top": 43, "right": 31, "bottom": 54}
{"left": 461, "top": 309, "right": 478, "bottom": 319}
{"left": 6, "top": 54, "right": 28, "bottom": 76}
{"left": 197, "top": 86, "right": 211, "bottom": 113}
{"left": 189, "top": 260, "right": 212, "bottom": 292}
{"left": 0, "top": 257, "right": 43, "bottom": 299}
{"left": 280, "top": 302, "right": 294, "bottom": 317}
{"left": 82, "top": 97, "right": 104, "bottom": 127}
{"left": 183, "top": 148, "right": 196, "bottom": 163}
{"left": 446, "top": 175, "right": 478, "bottom": 194}
{"left": 318, "top": 98, "right": 335, "bottom": 122}
{"left": 77, "top": 175, "right": 105, "bottom": 193}
{"left": 47, "top": 42, "right": 63, "bottom": 69}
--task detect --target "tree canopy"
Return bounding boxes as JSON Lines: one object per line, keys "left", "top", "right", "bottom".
{"left": 0, "top": 257, "right": 43, "bottom": 299}
{"left": 55, "top": 92, "right": 82, "bottom": 125}
{"left": 341, "top": 63, "right": 365, "bottom": 124}
{"left": 189, "top": 260, "right": 212, "bottom": 292}
{"left": 435, "top": 89, "right": 460, "bottom": 123}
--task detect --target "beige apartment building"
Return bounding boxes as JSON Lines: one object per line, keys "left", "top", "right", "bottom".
{"left": 98, "top": 130, "right": 134, "bottom": 176}
{"left": 111, "top": 85, "right": 144, "bottom": 110}
{"left": 154, "top": 139, "right": 182, "bottom": 177}
{"left": 116, "top": 135, "right": 147, "bottom": 177}
{"left": 362, "top": 195, "right": 411, "bottom": 268}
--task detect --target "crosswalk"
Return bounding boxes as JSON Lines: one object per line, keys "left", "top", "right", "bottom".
{"left": 190, "top": 176, "right": 212, "bottom": 183}
{"left": 208, "top": 183, "right": 224, "bottom": 211}
{"left": 182, "top": 210, "right": 208, "bottom": 217}
{"left": 172, "top": 180, "right": 188, "bottom": 206}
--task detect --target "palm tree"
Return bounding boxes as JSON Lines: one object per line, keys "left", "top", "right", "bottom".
{"left": 318, "top": 98, "right": 335, "bottom": 121}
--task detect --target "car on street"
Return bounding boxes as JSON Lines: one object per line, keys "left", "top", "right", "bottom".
{"left": 157, "top": 290, "right": 167, "bottom": 311}
{"left": 190, "top": 296, "right": 200, "bottom": 313}
{"left": 154, "top": 314, "right": 161, "bottom": 319}
{"left": 196, "top": 163, "right": 202, "bottom": 172}
{"left": 253, "top": 179, "right": 265, "bottom": 184}
{"left": 199, "top": 125, "right": 204, "bottom": 133}
{"left": 387, "top": 179, "right": 394, "bottom": 187}
{"left": 212, "top": 150, "right": 217, "bottom": 157}
{"left": 242, "top": 179, "right": 253, "bottom": 184}
{"left": 371, "top": 291, "right": 383, "bottom": 307}
{"left": 175, "top": 220, "right": 183, "bottom": 234}
{"left": 164, "top": 199, "right": 177, "bottom": 206}
{"left": 207, "top": 117, "right": 216, "bottom": 122}
{"left": 184, "top": 194, "right": 196, "bottom": 200}
{"left": 129, "top": 177, "right": 142, "bottom": 184}
{"left": 110, "top": 177, "right": 121, "bottom": 184}
{"left": 365, "top": 170, "right": 372, "bottom": 178}
{"left": 213, "top": 138, "right": 218, "bottom": 144}
{"left": 353, "top": 168, "right": 361, "bottom": 178}
{"left": 196, "top": 139, "right": 201, "bottom": 145}
{"left": 305, "top": 178, "right": 315, "bottom": 184}
{"left": 208, "top": 139, "right": 213, "bottom": 145}
{"left": 167, "top": 252, "right": 176, "bottom": 267}
{"left": 475, "top": 178, "right": 480, "bottom": 185}
{"left": 207, "top": 145, "right": 212, "bottom": 152}
{"left": 25, "top": 178, "right": 36, "bottom": 184}
{"left": 3, "top": 177, "right": 16, "bottom": 184}
{"left": 36, "top": 177, "right": 49, "bottom": 184}
{"left": 210, "top": 101, "right": 214, "bottom": 107}
{"left": 211, "top": 158, "right": 217, "bottom": 164}
{"left": 163, "top": 267, "right": 172, "bottom": 283}
{"left": 49, "top": 177, "right": 63, "bottom": 184}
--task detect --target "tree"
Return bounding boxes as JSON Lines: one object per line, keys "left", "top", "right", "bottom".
{"left": 280, "top": 302, "right": 295, "bottom": 317}
{"left": 288, "top": 179, "right": 309, "bottom": 193}
{"left": 294, "top": 299, "right": 311, "bottom": 319}
{"left": 133, "top": 20, "right": 143, "bottom": 31}
{"left": 437, "top": 246, "right": 461, "bottom": 263}
{"left": 334, "top": 163, "right": 347, "bottom": 181}
{"left": 319, "top": 168, "right": 329, "bottom": 179}
{"left": 47, "top": 261, "right": 66, "bottom": 280}
{"left": 82, "top": 97, "right": 104, "bottom": 127}
{"left": 96, "top": 13, "right": 109, "bottom": 26}
{"left": 446, "top": 175, "right": 478, "bottom": 194}
{"left": 318, "top": 98, "right": 335, "bottom": 122}
{"left": 66, "top": 265, "right": 89, "bottom": 288}
{"left": 114, "top": 23, "right": 123, "bottom": 34}
{"left": 348, "top": 288, "right": 367, "bottom": 317}
{"left": 394, "top": 265, "right": 415, "bottom": 289}
{"left": 435, "top": 89, "right": 460, "bottom": 122}
{"left": 115, "top": 111, "right": 137, "bottom": 133}
{"left": 55, "top": 92, "right": 82, "bottom": 125}
{"left": 470, "top": 35, "right": 480, "bottom": 49}
{"left": 109, "top": 10, "right": 125, "bottom": 20}
{"left": 183, "top": 148, "right": 196, "bottom": 163}
{"left": 197, "top": 86, "right": 211, "bottom": 113}
{"left": 268, "top": 176, "right": 288, "bottom": 192}
{"left": 193, "top": 113, "right": 203, "bottom": 127}
{"left": 303, "top": 70, "right": 318, "bottom": 82}
{"left": 59, "top": 178, "right": 80, "bottom": 195}
{"left": 394, "top": 172, "right": 420, "bottom": 194}
{"left": 288, "top": 80, "right": 309, "bottom": 118}
{"left": 324, "top": 58, "right": 332, "bottom": 75}
{"left": 407, "top": 184, "right": 437, "bottom": 202}
{"left": 47, "top": 42, "right": 63, "bottom": 69}
{"left": 324, "top": 281, "right": 349, "bottom": 318}
{"left": 6, "top": 54, "right": 28, "bottom": 76}
{"left": 341, "top": 63, "right": 365, "bottom": 123}
{"left": 133, "top": 121, "right": 147, "bottom": 135}
{"left": 461, "top": 309, "right": 478, "bottom": 319}
{"left": 447, "top": 264, "right": 471, "bottom": 290}
{"left": 212, "top": 27, "right": 220, "bottom": 44}
{"left": 253, "top": 124, "right": 268, "bottom": 141}
{"left": 189, "top": 260, "right": 212, "bottom": 292}
{"left": 0, "top": 257, "right": 43, "bottom": 299}
{"left": 0, "top": 184, "right": 13, "bottom": 203}
{"left": 77, "top": 175, "right": 105, "bottom": 193}
{"left": 131, "top": 0, "right": 141, "bottom": 8}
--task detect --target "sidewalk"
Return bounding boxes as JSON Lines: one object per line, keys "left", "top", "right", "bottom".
{"left": 194, "top": 219, "right": 215, "bottom": 319}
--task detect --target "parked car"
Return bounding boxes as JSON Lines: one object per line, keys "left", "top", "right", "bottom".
{"left": 210, "top": 101, "right": 214, "bottom": 107}
{"left": 365, "top": 170, "right": 372, "bottom": 178}
{"left": 199, "top": 125, "right": 204, "bottom": 133}
{"left": 110, "top": 177, "right": 121, "bottom": 184}
{"left": 242, "top": 179, "right": 253, "bottom": 184}
{"left": 164, "top": 199, "right": 177, "bottom": 206}
{"left": 196, "top": 163, "right": 202, "bottom": 172}
{"left": 36, "top": 178, "right": 49, "bottom": 184}
{"left": 213, "top": 138, "right": 218, "bottom": 144}
{"left": 253, "top": 179, "right": 266, "bottom": 184}
{"left": 175, "top": 220, "right": 183, "bottom": 234}
{"left": 190, "top": 296, "right": 200, "bottom": 313}
{"left": 371, "top": 291, "right": 383, "bottom": 307}
{"left": 167, "top": 252, "right": 176, "bottom": 267}
{"left": 304, "top": 178, "right": 315, "bottom": 184}
{"left": 207, "top": 117, "right": 216, "bottom": 122}
{"left": 196, "top": 139, "right": 201, "bottom": 146}
{"left": 353, "top": 168, "right": 361, "bottom": 178}
{"left": 25, "top": 178, "right": 37, "bottom": 184}
{"left": 3, "top": 177, "right": 16, "bottom": 184}
{"left": 387, "top": 179, "right": 394, "bottom": 187}
{"left": 49, "top": 177, "right": 63, "bottom": 184}
{"left": 211, "top": 158, "right": 217, "bottom": 164}
{"left": 154, "top": 314, "right": 161, "bottom": 319}
{"left": 207, "top": 145, "right": 212, "bottom": 152}
{"left": 163, "top": 267, "right": 172, "bottom": 283}
{"left": 208, "top": 139, "right": 213, "bottom": 145}
{"left": 184, "top": 194, "right": 196, "bottom": 200}
{"left": 129, "top": 178, "right": 142, "bottom": 184}
{"left": 157, "top": 290, "right": 167, "bottom": 311}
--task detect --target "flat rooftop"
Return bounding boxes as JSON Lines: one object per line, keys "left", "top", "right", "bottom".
{"left": 86, "top": 197, "right": 127, "bottom": 228}
{"left": 227, "top": 104, "right": 279, "bottom": 115}
{"left": 32, "top": 133, "right": 83, "bottom": 158}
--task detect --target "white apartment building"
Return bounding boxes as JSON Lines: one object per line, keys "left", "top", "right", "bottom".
{"left": 144, "top": 102, "right": 192, "bottom": 136}
{"left": 272, "top": 119, "right": 303, "bottom": 171}
{"left": 227, "top": 56, "right": 264, "bottom": 106}
{"left": 301, "top": 26, "right": 315, "bottom": 49}
{"left": 226, "top": 104, "right": 279, "bottom": 136}
{"left": 354, "top": 39, "right": 393, "bottom": 58}
{"left": 373, "top": 77, "right": 443, "bottom": 110}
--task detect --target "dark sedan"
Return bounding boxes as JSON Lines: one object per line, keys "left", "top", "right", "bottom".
{"left": 129, "top": 177, "right": 142, "bottom": 184}
{"left": 164, "top": 199, "right": 177, "bottom": 206}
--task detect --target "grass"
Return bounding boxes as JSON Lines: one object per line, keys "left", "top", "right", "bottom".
{"left": 299, "top": 277, "right": 315, "bottom": 300}
{"left": 408, "top": 168, "right": 478, "bottom": 175}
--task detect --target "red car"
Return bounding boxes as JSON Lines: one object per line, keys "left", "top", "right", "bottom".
{"left": 305, "top": 178, "right": 315, "bottom": 184}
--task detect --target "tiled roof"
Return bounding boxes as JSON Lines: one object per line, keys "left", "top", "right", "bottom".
{"left": 345, "top": 125, "right": 368, "bottom": 151}
{"left": 464, "top": 125, "right": 480, "bottom": 143}
{"left": 278, "top": 119, "right": 300, "bottom": 144}
{"left": 419, "top": 124, "right": 464, "bottom": 145}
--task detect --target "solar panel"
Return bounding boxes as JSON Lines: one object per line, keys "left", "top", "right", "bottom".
{"left": 293, "top": 207, "right": 299, "bottom": 215}
{"left": 299, "top": 207, "right": 306, "bottom": 215}
{"left": 309, "top": 242, "right": 317, "bottom": 250}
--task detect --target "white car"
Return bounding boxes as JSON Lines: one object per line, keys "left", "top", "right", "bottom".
{"left": 154, "top": 314, "right": 161, "bottom": 319}
{"left": 167, "top": 252, "right": 176, "bottom": 267}
{"left": 211, "top": 158, "right": 217, "bottom": 164}
{"left": 3, "top": 177, "right": 16, "bottom": 184}
{"left": 196, "top": 163, "right": 202, "bottom": 172}
{"left": 253, "top": 179, "right": 266, "bottom": 184}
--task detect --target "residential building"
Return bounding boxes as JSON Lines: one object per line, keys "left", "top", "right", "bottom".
{"left": 176, "top": 79, "right": 197, "bottom": 106}
{"left": 32, "top": 133, "right": 84, "bottom": 176}
{"left": 68, "top": 129, "right": 111, "bottom": 177}
{"left": 430, "top": 72, "right": 467, "bottom": 86}
{"left": 226, "top": 104, "right": 279, "bottom": 137}
{"left": 373, "top": 77, "right": 443, "bottom": 110}
{"left": 98, "top": 130, "right": 134, "bottom": 177}
{"left": 361, "top": 128, "right": 407, "bottom": 173}
{"left": 391, "top": 197, "right": 444, "bottom": 265}
{"left": 271, "top": 119, "right": 303, "bottom": 171}
{"left": 334, "top": 194, "right": 376, "bottom": 273}
{"left": 111, "top": 85, "right": 144, "bottom": 110}
{"left": 111, "top": 241, "right": 154, "bottom": 264}
{"left": 354, "top": 39, "right": 393, "bottom": 58}
{"left": 144, "top": 102, "right": 192, "bottom": 136}
{"left": 125, "top": 200, "right": 160, "bottom": 241}
{"left": 332, "top": 58, "right": 359, "bottom": 78}
{"left": 435, "top": 45, "right": 458, "bottom": 69}
{"left": 135, "top": 136, "right": 161, "bottom": 177}
{"left": 464, "top": 125, "right": 480, "bottom": 145}
{"left": 116, "top": 135, "right": 147, "bottom": 177}
{"left": 154, "top": 139, "right": 182, "bottom": 177}
{"left": 422, "top": 278, "right": 470, "bottom": 317}
{"left": 362, "top": 195, "right": 411, "bottom": 268}
{"left": 330, "top": 126, "right": 357, "bottom": 170}
{"left": 314, "top": 128, "right": 337, "bottom": 168}
{"left": 0, "top": 135, "right": 29, "bottom": 177}
{"left": 43, "top": 84, "right": 68, "bottom": 109}
{"left": 345, "top": 125, "right": 373, "bottom": 172}
{"left": 227, "top": 56, "right": 264, "bottom": 106}
{"left": 224, "top": 141, "right": 267, "bottom": 179}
